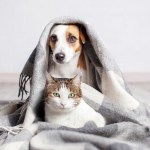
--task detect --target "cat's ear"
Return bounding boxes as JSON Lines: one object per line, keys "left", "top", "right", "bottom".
{"left": 71, "top": 74, "right": 82, "bottom": 86}
{"left": 46, "top": 72, "right": 54, "bottom": 84}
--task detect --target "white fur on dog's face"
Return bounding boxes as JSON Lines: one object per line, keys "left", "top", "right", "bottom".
{"left": 49, "top": 25, "right": 84, "bottom": 64}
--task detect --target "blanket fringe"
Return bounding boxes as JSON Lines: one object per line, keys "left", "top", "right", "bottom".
{"left": 18, "top": 73, "right": 31, "bottom": 100}
{"left": 0, "top": 124, "right": 23, "bottom": 136}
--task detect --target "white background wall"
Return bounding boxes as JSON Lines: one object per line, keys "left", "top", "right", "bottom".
{"left": 0, "top": 0, "right": 150, "bottom": 74}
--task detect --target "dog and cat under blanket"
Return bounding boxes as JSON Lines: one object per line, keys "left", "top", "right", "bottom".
{"left": 0, "top": 16, "right": 150, "bottom": 150}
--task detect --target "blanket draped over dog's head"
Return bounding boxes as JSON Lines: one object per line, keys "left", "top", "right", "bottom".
{"left": 1, "top": 17, "right": 150, "bottom": 149}
{"left": 19, "top": 16, "right": 135, "bottom": 126}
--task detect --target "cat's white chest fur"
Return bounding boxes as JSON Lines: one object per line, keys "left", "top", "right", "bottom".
{"left": 45, "top": 99, "right": 105, "bottom": 128}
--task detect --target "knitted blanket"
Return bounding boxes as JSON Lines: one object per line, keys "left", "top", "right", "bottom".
{"left": 0, "top": 17, "right": 150, "bottom": 150}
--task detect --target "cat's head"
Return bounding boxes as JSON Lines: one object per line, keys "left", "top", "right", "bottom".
{"left": 45, "top": 73, "right": 82, "bottom": 113}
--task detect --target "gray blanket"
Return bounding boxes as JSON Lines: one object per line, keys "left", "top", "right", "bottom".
{"left": 0, "top": 17, "right": 150, "bottom": 150}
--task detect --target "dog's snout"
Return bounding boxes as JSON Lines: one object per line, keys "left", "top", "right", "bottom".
{"left": 55, "top": 53, "right": 65, "bottom": 62}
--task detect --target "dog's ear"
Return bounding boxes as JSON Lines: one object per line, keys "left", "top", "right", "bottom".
{"left": 79, "top": 29, "right": 86, "bottom": 44}
{"left": 48, "top": 35, "right": 53, "bottom": 54}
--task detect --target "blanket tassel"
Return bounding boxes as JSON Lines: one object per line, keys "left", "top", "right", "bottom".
{"left": 18, "top": 73, "right": 31, "bottom": 100}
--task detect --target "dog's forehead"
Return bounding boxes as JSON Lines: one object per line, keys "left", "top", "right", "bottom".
{"left": 50, "top": 25, "right": 67, "bottom": 34}
{"left": 50, "top": 25, "right": 79, "bottom": 36}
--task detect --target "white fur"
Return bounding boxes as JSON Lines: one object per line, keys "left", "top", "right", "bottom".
{"left": 49, "top": 25, "right": 87, "bottom": 83}
{"left": 50, "top": 25, "right": 75, "bottom": 64}
{"left": 45, "top": 99, "right": 105, "bottom": 128}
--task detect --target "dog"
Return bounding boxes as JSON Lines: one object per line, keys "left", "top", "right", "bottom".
{"left": 48, "top": 24, "right": 87, "bottom": 83}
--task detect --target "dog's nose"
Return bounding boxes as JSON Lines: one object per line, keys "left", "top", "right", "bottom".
{"left": 55, "top": 53, "right": 65, "bottom": 62}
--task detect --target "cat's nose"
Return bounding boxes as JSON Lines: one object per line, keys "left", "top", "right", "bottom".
{"left": 60, "top": 103, "right": 66, "bottom": 108}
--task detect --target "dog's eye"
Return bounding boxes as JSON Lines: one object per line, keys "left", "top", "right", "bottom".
{"left": 50, "top": 34, "right": 57, "bottom": 42}
{"left": 68, "top": 36, "right": 77, "bottom": 43}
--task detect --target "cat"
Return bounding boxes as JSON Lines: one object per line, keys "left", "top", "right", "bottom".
{"left": 44, "top": 73, "right": 105, "bottom": 128}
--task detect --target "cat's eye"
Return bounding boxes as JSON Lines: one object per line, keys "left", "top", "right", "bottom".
{"left": 53, "top": 92, "right": 60, "bottom": 97}
{"left": 68, "top": 93, "right": 75, "bottom": 98}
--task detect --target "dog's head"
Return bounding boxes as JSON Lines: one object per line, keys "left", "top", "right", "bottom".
{"left": 48, "top": 24, "right": 86, "bottom": 64}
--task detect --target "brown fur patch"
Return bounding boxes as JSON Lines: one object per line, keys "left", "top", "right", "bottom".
{"left": 49, "top": 37, "right": 56, "bottom": 50}
{"left": 66, "top": 25, "right": 86, "bottom": 70}
{"left": 66, "top": 25, "right": 82, "bottom": 52}
{"left": 77, "top": 50, "right": 86, "bottom": 70}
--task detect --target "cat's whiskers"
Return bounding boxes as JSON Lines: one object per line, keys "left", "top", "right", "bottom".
{"left": 73, "top": 101, "right": 80, "bottom": 106}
